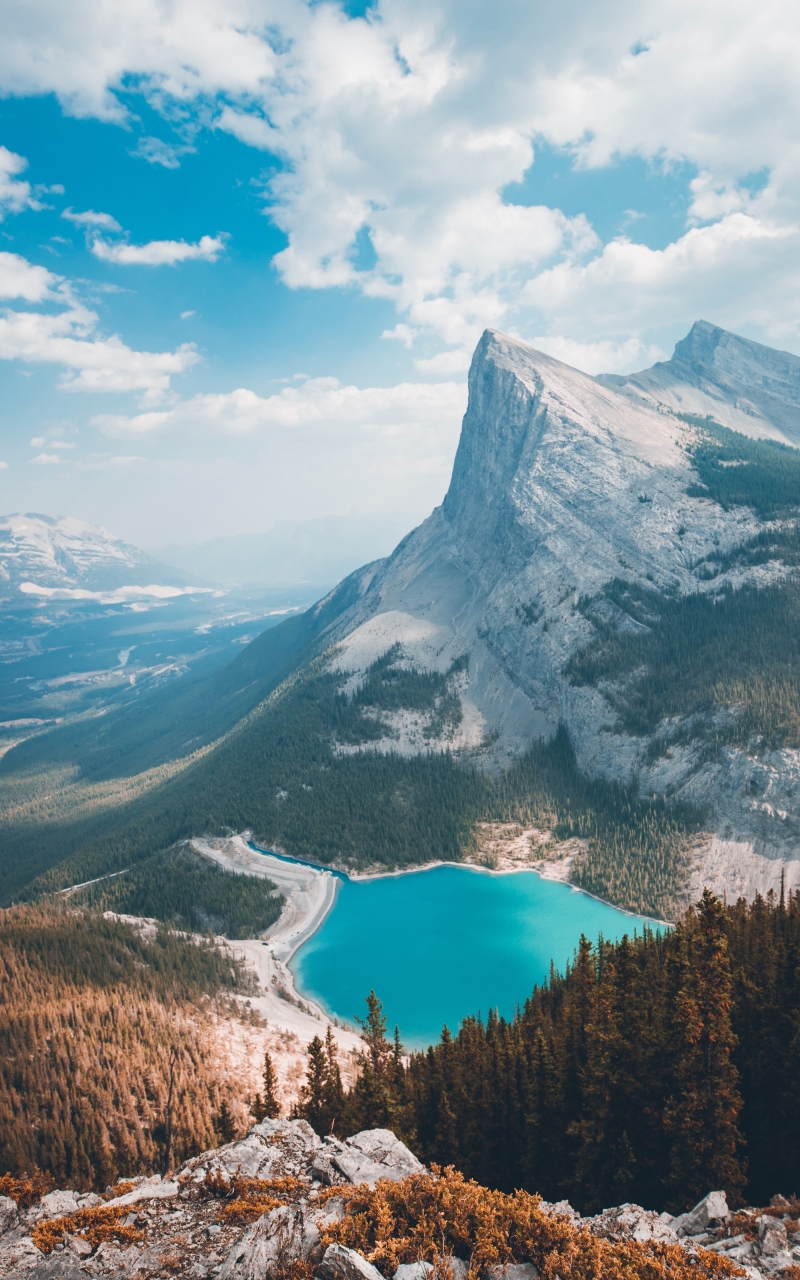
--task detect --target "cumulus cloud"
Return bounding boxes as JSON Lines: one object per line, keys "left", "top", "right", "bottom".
{"left": 0, "top": 250, "right": 200, "bottom": 392}
{"left": 0, "top": 462, "right": 9, "bottom": 471}
{"left": 90, "top": 233, "right": 226, "bottom": 265}
{"left": 30, "top": 452, "right": 61, "bottom": 464}
{"left": 0, "top": 251, "right": 59, "bottom": 302}
{"left": 93, "top": 376, "right": 466, "bottom": 436}
{"left": 3, "top": 0, "right": 800, "bottom": 363}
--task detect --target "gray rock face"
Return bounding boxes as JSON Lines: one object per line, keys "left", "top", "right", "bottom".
{"left": 333, "top": 1130, "right": 425, "bottom": 1187}
{"left": 674, "top": 1190, "right": 729, "bottom": 1236}
{"left": 0, "top": 1199, "right": 17, "bottom": 1239}
{"left": 318, "top": 1242, "right": 386, "bottom": 1280}
{"left": 179, "top": 1117, "right": 322, "bottom": 1186}
{"left": 312, "top": 326, "right": 800, "bottom": 887}
{"left": 219, "top": 1202, "right": 326, "bottom": 1280}
{"left": 601, "top": 320, "right": 800, "bottom": 446}
{"left": 38, "top": 1190, "right": 80, "bottom": 1218}
{"left": 486, "top": 1265, "right": 538, "bottom": 1280}
{"left": 758, "top": 1216, "right": 788, "bottom": 1257}
{"left": 394, "top": 1263, "right": 433, "bottom": 1280}
{"left": 583, "top": 1204, "right": 679, "bottom": 1244}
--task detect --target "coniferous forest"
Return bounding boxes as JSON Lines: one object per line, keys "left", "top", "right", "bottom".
{"left": 296, "top": 890, "right": 800, "bottom": 1215}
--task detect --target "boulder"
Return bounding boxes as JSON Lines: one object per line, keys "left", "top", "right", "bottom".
{"left": 486, "top": 1265, "right": 538, "bottom": 1280}
{"left": 180, "top": 1118, "right": 322, "bottom": 1186}
{"left": 219, "top": 1201, "right": 326, "bottom": 1280}
{"left": 673, "top": 1191, "right": 729, "bottom": 1237}
{"left": 583, "top": 1204, "right": 679, "bottom": 1245}
{"left": 0, "top": 1198, "right": 17, "bottom": 1239}
{"left": 105, "top": 1174, "right": 179, "bottom": 1206}
{"left": 759, "top": 1217, "right": 789, "bottom": 1258}
{"left": 443, "top": 1261, "right": 470, "bottom": 1280}
{"left": 327, "top": 1130, "right": 424, "bottom": 1188}
{"left": 39, "top": 1190, "right": 80, "bottom": 1218}
{"left": 317, "top": 1242, "right": 386, "bottom": 1280}
{"left": 394, "top": 1264, "right": 433, "bottom": 1280}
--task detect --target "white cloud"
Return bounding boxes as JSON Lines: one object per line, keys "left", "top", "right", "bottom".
{"left": 62, "top": 207, "right": 122, "bottom": 231}
{"left": 30, "top": 452, "right": 61, "bottom": 464}
{"left": 92, "top": 376, "right": 465, "bottom": 438}
{"left": 0, "top": 462, "right": 8, "bottom": 470}
{"left": 3, "top": 0, "right": 800, "bottom": 363}
{"left": 90, "top": 234, "right": 226, "bottom": 265}
{"left": 76, "top": 453, "right": 148, "bottom": 469}
{"left": 0, "top": 146, "right": 39, "bottom": 218}
{"left": 0, "top": 250, "right": 200, "bottom": 392}
{"left": 29, "top": 436, "right": 45, "bottom": 446}
{"left": 0, "top": 251, "right": 58, "bottom": 302}
{"left": 131, "top": 136, "right": 187, "bottom": 168}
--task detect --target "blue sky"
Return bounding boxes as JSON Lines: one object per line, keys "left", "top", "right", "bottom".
{"left": 0, "top": 0, "right": 797, "bottom": 548}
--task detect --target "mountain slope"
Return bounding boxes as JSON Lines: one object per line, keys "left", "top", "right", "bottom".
{"left": 0, "top": 513, "right": 197, "bottom": 596}
{"left": 601, "top": 319, "right": 800, "bottom": 445}
{"left": 6, "top": 324, "right": 800, "bottom": 910}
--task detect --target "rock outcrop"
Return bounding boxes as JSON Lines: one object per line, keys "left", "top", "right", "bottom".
{"left": 1, "top": 1122, "right": 798, "bottom": 1280}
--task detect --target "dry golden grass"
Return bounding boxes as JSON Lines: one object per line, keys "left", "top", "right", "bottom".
{"left": 319, "top": 1168, "right": 747, "bottom": 1280}
{"left": 31, "top": 1204, "right": 144, "bottom": 1254}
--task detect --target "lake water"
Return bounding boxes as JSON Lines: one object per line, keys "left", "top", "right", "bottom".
{"left": 290, "top": 864, "right": 657, "bottom": 1049}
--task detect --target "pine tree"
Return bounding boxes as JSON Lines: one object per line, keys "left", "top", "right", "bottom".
{"left": 664, "top": 892, "right": 747, "bottom": 1208}
{"left": 251, "top": 1050, "right": 281, "bottom": 1122}
{"left": 322, "top": 1027, "right": 345, "bottom": 1136}
{"left": 213, "top": 1099, "right": 236, "bottom": 1143}
{"left": 296, "top": 1036, "right": 328, "bottom": 1133}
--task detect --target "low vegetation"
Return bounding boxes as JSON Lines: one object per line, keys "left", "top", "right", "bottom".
{"left": 320, "top": 1169, "right": 743, "bottom": 1280}
{"left": 0, "top": 904, "right": 252, "bottom": 1188}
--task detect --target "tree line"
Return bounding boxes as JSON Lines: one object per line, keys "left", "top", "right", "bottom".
{"left": 296, "top": 890, "right": 800, "bottom": 1214}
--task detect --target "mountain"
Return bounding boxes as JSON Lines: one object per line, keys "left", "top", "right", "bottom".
{"left": 601, "top": 319, "right": 800, "bottom": 444}
{"left": 6, "top": 322, "right": 800, "bottom": 914}
{"left": 0, "top": 513, "right": 200, "bottom": 597}
{"left": 157, "top": 513, "right": 413, "bottom": 589}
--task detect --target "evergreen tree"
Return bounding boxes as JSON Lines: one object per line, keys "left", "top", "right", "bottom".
{"left": 213, "top": 1099, "right": 236, "bottom": 1143}
{"left": 322, "top": 1027, "right": 346, "bottom": 1136}
{"left": 664, "top": 891, "right": 747, "bottom": 1208}
{"left": 251, "top": 1050, "right": 281, "bottom": 1122}
{"left": 296, "top": 1036, "right": 328, "bottom": 1133}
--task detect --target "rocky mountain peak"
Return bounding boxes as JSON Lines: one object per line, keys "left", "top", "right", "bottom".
{"left": 603, "top": 319, "right": 800, "bottom": 443}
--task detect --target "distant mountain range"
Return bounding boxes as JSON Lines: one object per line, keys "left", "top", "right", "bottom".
{"left": 5, "top": 320, "right": 800, "bottom": 918}
{"left": 0, "top": 513, "right": 198, "bottom": 598}
{"left": 156, "top": 513, "right": 413, "bottom": 589}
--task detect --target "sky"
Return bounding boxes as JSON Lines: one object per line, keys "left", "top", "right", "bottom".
{"left": 0, "top": 0, "right": 799, "bottom": 550}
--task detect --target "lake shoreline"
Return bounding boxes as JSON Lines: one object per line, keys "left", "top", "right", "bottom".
{"left": 244, "top": 836, "right": 672, "bottom": 930}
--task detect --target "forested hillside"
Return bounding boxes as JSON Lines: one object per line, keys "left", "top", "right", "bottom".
{"left": 0, "top": 905, "right": 254, "bottom": 1188}
{"left": 298, "top": 891, "right": 800, "bottom": 1215}
{"left": 74, "top": 844, "right": 284, "bottom": 939}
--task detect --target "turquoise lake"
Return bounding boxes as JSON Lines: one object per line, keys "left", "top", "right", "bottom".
{"left": 290, "top": 865, "right": 657, "bottom": 1049}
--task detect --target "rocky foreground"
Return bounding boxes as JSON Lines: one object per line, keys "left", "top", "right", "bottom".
{"left": 0, "top": 1121, "right": 798, "bottom": 1280}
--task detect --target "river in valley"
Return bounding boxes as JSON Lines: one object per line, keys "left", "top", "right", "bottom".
{"left": 290, "top": 863, "right": 659, "bottom": 1049}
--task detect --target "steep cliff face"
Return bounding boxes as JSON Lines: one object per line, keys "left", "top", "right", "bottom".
{"left": 313, "top": 328, "right": 800, "bottom": 888}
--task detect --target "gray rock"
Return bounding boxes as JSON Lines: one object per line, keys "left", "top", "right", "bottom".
{"left": 317, "top": 1242, "right": 386, "bottom": 1280}
{"left": 39, "top": 1190, "right": 80, "bottom": 1218}
{"left": 331, "top": 1130, "right": 424, "bottom": 1188}
{"left": 443, "top": 1261, "right": 469, "bottom": 1280}
{"left": 394, "top": 1263, "right": 433, "bottom": 1280}
{"left": 758, "top": 1217, "right": 788, "bottom": 1257}
{"left": 583, "top": 1204, "right": 678, "bottom": 1244}
{"left": 180, "top": 1117, "right": 322, "bottom": 1186}
{"left": 486, "top": 1265, "right": 538, "bottom": 1280}
{"left": 674, "top": 1191, "right": 729, "bottom": 1236}
{"left": 0, "top": 1197, "right": 17, "bottom": 1238}
{"left": 219, "top": 1201, "right": 327, "bottom": 1280}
